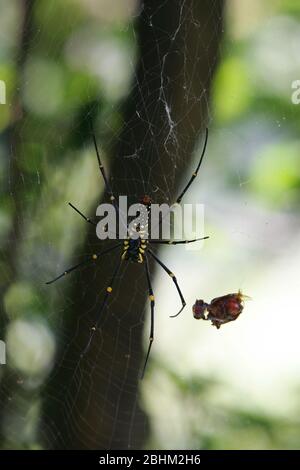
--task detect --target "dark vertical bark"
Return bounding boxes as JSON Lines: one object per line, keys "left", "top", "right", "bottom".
{"left": 42, "top": 0, "right": 224, "bottom": 449}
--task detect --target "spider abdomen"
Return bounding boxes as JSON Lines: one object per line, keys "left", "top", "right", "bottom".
{"left": 121, "top": 238, "right": 148, "bottom": 263}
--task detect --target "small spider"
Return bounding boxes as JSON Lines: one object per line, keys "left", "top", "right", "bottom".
{"left": 47, "top": 128, "right": 209, "bottom": 377}
{"left": 193, "top": 290, "right": 249, "bottom": 329}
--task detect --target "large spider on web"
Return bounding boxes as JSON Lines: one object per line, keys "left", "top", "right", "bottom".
{"left": 46, "top": 128, "right": 209, "bottom": 377}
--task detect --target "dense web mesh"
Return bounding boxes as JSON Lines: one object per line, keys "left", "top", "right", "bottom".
{"left": 0, "top": 0, "right": 224, "bottom": 449}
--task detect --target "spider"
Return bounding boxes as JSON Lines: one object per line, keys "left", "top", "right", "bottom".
{"left": 46, "top": 128, "right": 209, "bottom": 377}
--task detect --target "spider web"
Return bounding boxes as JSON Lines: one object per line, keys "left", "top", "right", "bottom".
{"left": 0, "top": 0, "right": 224, "bottom": 450}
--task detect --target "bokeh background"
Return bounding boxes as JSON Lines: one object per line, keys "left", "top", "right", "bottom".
{"left": 1, "top": 0, "right": 300, "bottom": 450}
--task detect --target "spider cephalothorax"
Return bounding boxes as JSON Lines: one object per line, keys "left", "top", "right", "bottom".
{"left": 47, "top": 128, "right": 209, "bottom": 377}
{"left": 140, "top": 194, "right": 152, "bottom": 207}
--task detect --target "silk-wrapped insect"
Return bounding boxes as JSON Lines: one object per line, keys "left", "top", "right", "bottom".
{"left": 193, "top": 290, "right": 250, "bottom": 328}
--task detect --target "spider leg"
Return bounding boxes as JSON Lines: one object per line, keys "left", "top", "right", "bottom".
{"left": 68, "top": 202, "right": 96, "bottom": 226}
{"left": 149, "top": 236, "right": 209, "bottom": 245}
{"left": 68, "top": 202, "right": 119, "bottom": 238}
{"left": 81, "top": 255, "right": 123, "bottom": 357}
{"left": 92, "top": 132, "right": 118, "bottom": 210}
{"left": 148, "top": 248, "right": 186, "bottom": 318}
{"left": 176, "top": 127, "right": 208, "bottom": 204}
{"left": 141, "top": 254, "right": 155, "bottom": 379}
{"left": 92, "top": 129, "right": 128, "bottom": 231}
{"left": 148, "top": 128, "right": 208, "bottom": 237}
{"left": 45, "top": 243, "right": 121, "bottom": 285}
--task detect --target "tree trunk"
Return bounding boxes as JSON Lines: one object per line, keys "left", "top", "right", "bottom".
{"left": 42, "top": 0, "right": 224, "bottom": 449}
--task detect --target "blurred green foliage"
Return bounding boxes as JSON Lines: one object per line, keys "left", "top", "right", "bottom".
{"left": 146, "top": 361, "right": 300, "bottom": 450}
